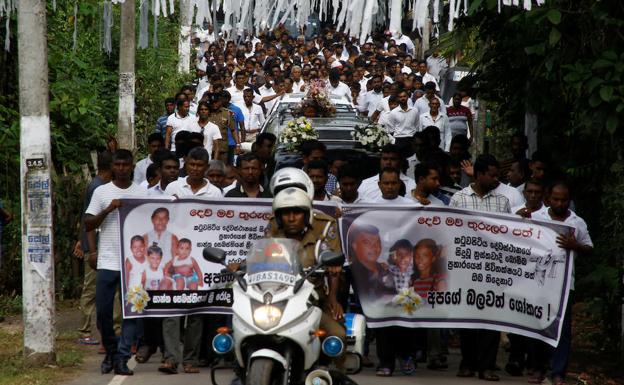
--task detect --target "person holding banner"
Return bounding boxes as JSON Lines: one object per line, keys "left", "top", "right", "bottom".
{"left": 84, "top": 149, "right": 145, "bottom": 376}
{"left": 159, "top": 147, "right": 221, "bottom": 374}
{"left": 363, "top": 167, "right": 416, "bottom": 205}
{"left": 532, "top": 182, "right": 593, "bottom": 385}
{"left": 450, "top": 154, "right": 511, "bottom": 381}
{"left": 358, "top": 144, "right": 416, "bottom": 202}
{"left": 410, "top": 162, "right": 445, "bottom": 206}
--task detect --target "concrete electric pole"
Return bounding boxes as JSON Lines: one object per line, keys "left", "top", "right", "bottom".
{"left": 178, "top": 0, "right": 192, "bottom": 74}
{"left": 18, "top": 0, "right": 56, "bottom": 365}
{"left": 117, "top": 0, "right": 136, "bottom": 150}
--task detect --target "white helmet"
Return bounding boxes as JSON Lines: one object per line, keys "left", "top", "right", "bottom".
{"left": 273, "top": 187, "right": 314, "bottom": 228}
{"left": 269, "top": 167, "right": 314, "bottom": 200}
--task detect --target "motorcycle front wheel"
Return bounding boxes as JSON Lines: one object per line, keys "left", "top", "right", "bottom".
{"left": 246, "top": 358, "right": 276, "bottom": 385}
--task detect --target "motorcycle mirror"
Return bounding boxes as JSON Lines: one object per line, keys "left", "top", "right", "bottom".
{"left": 319, "top": 251, "right": 345, "bottom": 267}
{"left": 203, "top": 247, "right": 227, "bottom": 265}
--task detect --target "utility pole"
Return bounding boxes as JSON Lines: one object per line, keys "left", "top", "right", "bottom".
{"left": 178, "top": 0, "right": 192, "bottom": 74}
{"left": 117, "top": 0, "right": 136, "bottom": 150}
{"left": 18, "top": 0, "right": 56, "bottom": 365}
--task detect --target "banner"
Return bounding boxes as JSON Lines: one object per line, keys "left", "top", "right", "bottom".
{"left": 118, "top": 198, "right": 339, "bottom": 319}
{"left": 340, "top": 205, "right": 574, "bottom": 347}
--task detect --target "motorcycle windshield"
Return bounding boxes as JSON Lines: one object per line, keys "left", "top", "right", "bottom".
{"left": 245, "top": 238, "right": 302, "bottom": 286}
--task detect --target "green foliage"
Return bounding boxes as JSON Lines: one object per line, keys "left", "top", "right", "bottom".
{"left": 0, "top": 294, "right": 21, "bottom": 318}
{"left": 0, "top": 1, "right": 185, "bottom": 297}
{"left": 450, "top": 0, "right": 624, "bottom": 351}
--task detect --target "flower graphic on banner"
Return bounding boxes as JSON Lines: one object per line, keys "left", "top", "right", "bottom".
{"left": 392, "top": 287, "right": 424, "bottom": 315}
{"left": 127, "top": 285, "right": 150, "bottom": 313}
{"left": 278, "top": 117, "right": 319, "bottom": 151}
{"left": 351, "top": 122, "right": 391, "bottom": 153}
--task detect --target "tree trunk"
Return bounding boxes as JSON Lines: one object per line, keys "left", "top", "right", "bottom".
{"left": 178, "top": 0, "right": 192, "bottom": 74}
{"left": 117, "top": 0, "right": 136, "bottom": 151}
{"left": 18, "top": 0, "right": 56, "bottom": 365}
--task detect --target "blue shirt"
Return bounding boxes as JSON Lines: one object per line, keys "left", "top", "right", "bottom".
{"left": 227, "top": 103, "right": 244, "bottom": 146}
{"left": 155, "top": 113, "right": 169, "bottom": 137}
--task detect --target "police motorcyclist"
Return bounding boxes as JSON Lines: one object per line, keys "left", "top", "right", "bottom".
{"left": 265, "top": 168, "right": 347, "bottom": 370}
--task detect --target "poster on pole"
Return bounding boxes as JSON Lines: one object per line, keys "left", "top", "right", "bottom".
{"left": 117, "top": 198, "right": 339, "bottom": 319}
{"left": 340, "top": 205, "right": 574, "bottom": 347}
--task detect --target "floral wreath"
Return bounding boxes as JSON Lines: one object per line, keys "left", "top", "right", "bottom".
{"left": 351, "top": 122, "right": 392, "bottom": 152}
{"left": 292, "top": 79, "right": 337, "bottom": 117}
{"left": 278, "top": 117, "right": 320, "bottom": 152}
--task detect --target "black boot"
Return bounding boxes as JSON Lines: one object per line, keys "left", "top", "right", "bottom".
{"left": 114, "top": 361, "right": 134, "bottom": 376}
{"left": 101, "top": 355, "right": 113, "bottom": 374}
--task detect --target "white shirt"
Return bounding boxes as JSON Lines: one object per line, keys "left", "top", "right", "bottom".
{"left": 164, "top": 177, "right": 223, "bottom": 198}
{"left": 426, "top": 55, "right": 448, "bottom": 81}
{"left": 85, "top": 182, "right": 145, "bottom": 271}
{"left": 236, "top": 102, "right": 265, "bottom": 134}
{"left": 360, "top": 90, "right": 383, "bottom": 117}
{"left": 326, "top": 81, "right": 352, "bottom": 102}
{"left": 375, "top": 96, "right": 391, "bottom": 114}
{"left": 419, "top": 112, "right": 452, "bottom": 151}
{"left": 532, "top": 208, "right": 593, "bottom": 289}
{"left": 416, "top": 71, "right": 439, "bottom": 91}
{"left": 259, "top": 85, "right": 278, "bottom": 114}
{"left": 388, "top": 105, "right": 420, "bottom": 138}
{"left": 405, "top": 155, "right": 420, "bottom": 182}
{"left": 358, "top": 174, "right": 416, "bottom": 202}
{"left": 186, "top": 118, "right": 221, "bottom": 155}
{"left": 133, "top": 157, "right": 153, "bottom": 185}
{"left": 415, "top": 95, "right": 447, "bottom": 117}
{"left": 494, "top": 183, "right": 526, "bottom": 209}
{"left": 364, "top": 195, "right": 416, "bottom": 205}
{"left": 378, "top": 110, "right": 394, "bottom": 134}
{"left": 147, "top": 183, "right": 168, "bottom": 196}
{"left": 292, "top": 79, "right": 306, "bottom": 93}
{"left": 226, "top": 86, "right": 246, "bottom": 105}
{"left": 166, "top": 113, "right": 193, "bottom": 152}
{"left": 409, "top": 191, "right": 444, "bottom": 206}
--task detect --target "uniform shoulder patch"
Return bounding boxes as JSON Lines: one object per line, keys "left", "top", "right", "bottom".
{"left": 326, "top": 223, "right": 338, "bottom": 241}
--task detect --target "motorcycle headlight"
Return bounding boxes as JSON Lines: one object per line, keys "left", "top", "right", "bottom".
{"left": 252, "top": 301, "right": 285, "bottom": 330}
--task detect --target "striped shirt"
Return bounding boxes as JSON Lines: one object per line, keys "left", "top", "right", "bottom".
{"left": 412, "top": 274, "right": 445, "bottom": 299}
{"left": 85, "top": 182, "right": 145, "bottom": 271}
{"left": 449, "top": 184, "right": 511, "bottom": 214}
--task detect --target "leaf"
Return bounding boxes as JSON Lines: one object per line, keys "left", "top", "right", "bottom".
{"left": 586, "top": 77, "right": 604, "bottom": 93}
{"left": 589, "top": 93, "right": 602, "bottom": 107}
{"left": 546, "top": 9, "right": 562, "bottom": 25}
{"left": 593, "top": 59, "right": 613, "bottom": 70}
{"left": 549, "top": 28, "right": 561, "bottom": 46}
{"left": 603, "top": 50, "right": 618, "bottom": 61}
{"left": 606, "top": 114, "right": 618, "bottom": 134}
{"left": 600, "top": 85, "right": 614, "bottom": 102}
{"left": 467, "top": 0, "right": 484, "bottom": 15}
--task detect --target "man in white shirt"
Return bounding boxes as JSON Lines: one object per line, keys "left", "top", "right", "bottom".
{"left": 415, "top": 61, "right": 439, "bottom": 91}
{"left": 327, "top": 69, "right": 352, "bottom": 103}
{"left": 415, "top": 82, "right": 447, "bottom": 117}
{"left": 226, "top": 71, "right": 248, "bottom": 105}
{"left": 236, "top": 88, "right": 265, "bottom": 143}
{"left": 426, "top": 51, "right": 448, "bottom": 82}
{"left": 290, "top": 65, "right": 306, "bottom": 92}
{"left": 419, "top": 98, "right": 452, "bottom": 151}
{"left": 531, "top": 182, "right": 592, "bottom": 385}
{"left": 165, "top": 99, "right": 193, "bottom": 151}
{"left": 512, "top": 179, "right": 545, "bottom": 217}
{"left": 185, "top": 101, "right": 222, "bottom": 159}
{"left": 84, "top": 150, "right": 145, "bottom": 375}
{"left": 164, "top": 148, "right": 223, "bottom": 198}
{"left": 357, "top": 75, "right": 383, "bottom": 117}
{"left": 148, "top": 151, "right": 180, "bottom": 196}
{"left": 387, "top": 90, "right": 420, "bottom": 151}
{"left": 363, "top": 168, "right": 416, "bottom": 204}
{"left": 133, "top": 133, "right": 164, "bottom": 185}
{"left": 358, "top": 144, "right": 416, "bottom": 201}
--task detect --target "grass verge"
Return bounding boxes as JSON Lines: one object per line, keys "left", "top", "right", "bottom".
{"left": 0, "top": 327, "right": 88, "bottom": 385}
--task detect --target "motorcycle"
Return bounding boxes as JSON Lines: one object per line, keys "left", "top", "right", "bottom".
{"left": 203, "top": 238, "right": 365, "bottom": 385}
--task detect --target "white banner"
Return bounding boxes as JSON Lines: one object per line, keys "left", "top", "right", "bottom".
{"left": 117, "top": 198, "right": 339, "bottom": 319}
{"left": 340, "top": 205, "right": 574, "bottom": 347}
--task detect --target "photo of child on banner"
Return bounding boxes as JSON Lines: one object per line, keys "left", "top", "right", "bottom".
{"left": 341, "top": 205, "right": 574, "bottom": 347}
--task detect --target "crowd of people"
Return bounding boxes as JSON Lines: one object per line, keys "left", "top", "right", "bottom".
{"left": 74, "top": 24, "right": 592, "bottom": 385}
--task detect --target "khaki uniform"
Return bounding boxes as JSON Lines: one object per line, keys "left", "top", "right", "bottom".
{"left": 207, "top": 108, "right": 233, "bottom": 163}
{"left": 266, "top": 211, "right": 346, "bottom": 368}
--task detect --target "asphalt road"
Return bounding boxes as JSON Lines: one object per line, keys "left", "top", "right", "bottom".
{"left": 64, "top": 344, "right": 555, "bottom": 385}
